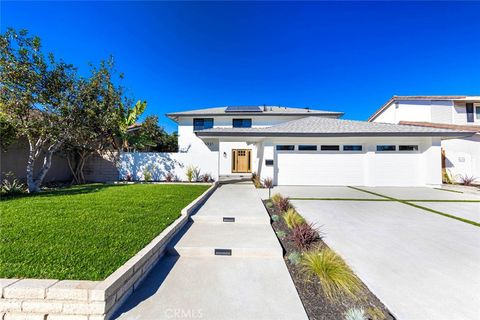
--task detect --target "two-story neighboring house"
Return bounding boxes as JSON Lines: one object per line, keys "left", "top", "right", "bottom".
{"left": 368, "top": 96, "right": 480, "bottom": 182}
{"left": 165, "top": 105, "right": 473, "bottom": 186}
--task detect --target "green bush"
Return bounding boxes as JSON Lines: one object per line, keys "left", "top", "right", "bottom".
{"left": 288, "top": 251, "right": 302, "bottom": 265}
{"left": 271, "top": 214, "right": 280, "bottom": 222}
{"left": 1, "top": 173, "right": 26, "bottom": 195}
{"left": 276, "top": 230, "right": 287, "bottom": 240}
{"left": 345, "top": 308, "right": 367, "bottom": 320}
{"left": 301, "top": 248, "right": 362, "bottom": 301}
{"left": 143, "top": 169, "right": 152, "bottom": 182}
{"left": 186, "top": 165, "right": 197, "bottom": 182}
{"left": 283, "top": 208, "right": 305, "bottom": 229}
{"left": 266, "top": 201, "right": 273, "bottom": 208}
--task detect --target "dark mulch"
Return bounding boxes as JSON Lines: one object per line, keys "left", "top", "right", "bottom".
{"left": 263, "top": 200, "right": 395, "bottom": 320}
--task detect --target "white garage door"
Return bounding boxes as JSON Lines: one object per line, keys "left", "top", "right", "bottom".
{"left": 276, "top": 152, "right": 365, "bottom": 185}
{"left": 276, "top": 150, "right": 423, "bottom": 186}
{"left": 370, "top": 153, "right": 422, "bottom": 186}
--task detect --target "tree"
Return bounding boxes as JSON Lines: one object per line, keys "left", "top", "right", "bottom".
{"left": 118, "top": 100, "right": 147, "bottom": 151}
{"left": 0, "top": 28, "right": 76, "bottom": 193}
{"left": 126, "top": 115, "right": 178, "bottom": 152}
{"left": 0, "top": 112, "right": 18, "bottom": 150}
{"left": 63, "top": 59, "right": 124, "bottom": 184}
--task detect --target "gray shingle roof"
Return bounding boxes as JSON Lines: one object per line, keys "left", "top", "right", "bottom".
{"left": 166, "top": 106, "right": 343, "bottom": 119}
{"left": 196, "top": 116, "right": 476, "bottom": 138}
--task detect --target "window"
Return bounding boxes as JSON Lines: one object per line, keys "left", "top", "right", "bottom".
{"left": 475, "top": 104, "right": 480, "bottom": 121}
{"left": 343, "top": 145, "right": 363, "bottom": 151}
{"left": 298, "top": 145, "right": 317, "bottom": 151}
{"left": 233, "top": 118, "right": 252, "bottom": 128}
{"left": 320, "top": 145, "right": 340, "bottom": 151}
{"left": 276, "top": 145, "right": 295, "bottom": 151}
{"left": 377, "top": 145, "right": 396, "bottom": 151}
{"left": 193, "top": 118, "right": 214, "bottom": 131}
{"left": 399, "top": 145, "right": 419, "bottom": 151}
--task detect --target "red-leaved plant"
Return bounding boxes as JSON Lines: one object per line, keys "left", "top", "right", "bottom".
{"left": 289, "top": 223, "right": 321, "bottom": 251}
{"left": 165, "top": 172, "right": 174, "bottom": 182}
{"left": 276, "top": 197, "right": 292, "bottom": 213}
{"left": 262, "top": 177, "right": 273, "bottom": 188}
{"left": 458, "top": 175, "right": 477, "bottom": 186}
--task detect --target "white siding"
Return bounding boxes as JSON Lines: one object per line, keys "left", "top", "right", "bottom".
{"left": 430, "top": 100, "right": 453, "bottom": 123}
{"left": 442, "top": 134, "right": 480, "bottom": 181}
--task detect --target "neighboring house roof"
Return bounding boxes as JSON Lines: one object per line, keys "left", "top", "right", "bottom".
{"left": 399, "top": 121, "right": 480, "bottom": 133}
{"left": 368, "top": 95, "right": 480, "bottom": 122}
{"left": 166, "top": 105, "right": 343, "bottom": 121}
{"left": 196, "top": 116, "right": 475, "bottom": 138}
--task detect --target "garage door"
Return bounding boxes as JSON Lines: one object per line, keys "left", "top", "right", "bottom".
{"left": 276, "top": 150, "right": 423, "bottom": 186}
{"left": 276, "top": 152, "right": 365, "bottom": 185}
{"left": 370, "top": 153, "right": 422, "bottom": 186}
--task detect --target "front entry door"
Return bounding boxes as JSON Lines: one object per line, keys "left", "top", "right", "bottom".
{"left": 232, "top": 149, "right": 252, "bottom": 173}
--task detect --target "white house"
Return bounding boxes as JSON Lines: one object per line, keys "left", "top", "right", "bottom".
{"left": 368, "top": 96, "right": 480, "bottom": 182}
{"left": 157, "top": 105, "right": 474, "bottom": 186}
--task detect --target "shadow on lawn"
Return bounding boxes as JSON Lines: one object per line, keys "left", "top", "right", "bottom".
{"left": 0, "top": 183, "right": 128, "bottom": 201}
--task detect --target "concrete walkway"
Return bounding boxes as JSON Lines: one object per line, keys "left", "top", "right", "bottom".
{"left": 114, "top": 183, "right": 307, "bottom": 320}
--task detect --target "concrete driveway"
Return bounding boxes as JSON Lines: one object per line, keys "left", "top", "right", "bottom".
{"left": 288, "top": 186, "right": 480, "bottom": 320}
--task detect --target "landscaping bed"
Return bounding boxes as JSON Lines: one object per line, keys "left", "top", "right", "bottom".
{"left": 0, "top": 183, "right": 209, "bottom": 280}
{"left": 263, "top": 196, "right": 394, "bottom": 320}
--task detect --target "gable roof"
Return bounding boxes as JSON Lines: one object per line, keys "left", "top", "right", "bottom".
{"left": 368, "top": 95, "right": 480, "bottom": 122}
{"left": 166, "top": 105, "right": 343, "bottom": 121}
{"left": 196, "top": 116, "right": 475, "bottom": 138}
{"left": 399, "top": 121, "right": 480, "bottom": 133}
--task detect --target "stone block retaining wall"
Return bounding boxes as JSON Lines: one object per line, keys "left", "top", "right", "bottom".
{"left": 0, "top": 183, "right": 218, "bottom": 320}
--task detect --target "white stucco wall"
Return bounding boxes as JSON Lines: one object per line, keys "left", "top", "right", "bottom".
{"left": 442, "top": 134, "right": 480, "bottom": 181}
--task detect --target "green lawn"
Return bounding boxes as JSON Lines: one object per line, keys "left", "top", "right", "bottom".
{"left": 0, "top": 183, "right": 209, "bottom": 280}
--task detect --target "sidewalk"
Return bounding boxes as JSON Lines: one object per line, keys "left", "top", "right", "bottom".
{"left": 114, "top": 183, "right": 307, "bottom": 320}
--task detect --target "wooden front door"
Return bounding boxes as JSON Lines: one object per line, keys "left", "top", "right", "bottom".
{"left": 232, "top": 149, "right": 252, "bottom": 173}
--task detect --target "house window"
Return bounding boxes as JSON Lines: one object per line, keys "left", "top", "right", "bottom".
{"left": 298, "top": 145, "right": 317, "bottom": 151}
{"left": 193, "top": 118, "right": 214, "bottom": 131}
{"left": 475, "top": 104, "right": 480, "bottom": 121}
{"left": 377, "top": 145, "right": 396, "bottom": 151}
{"left": 320, "top": 145, "right": 340, "bottom": 151}
{"left": 232, "top": 119, "right": 252, "bottom": 128}
{"left": 276, "top": 145, "right": 295, "bottom": 151}
{"left": 399, "top": 145, "right": 419, "bottom": 151}
{"left": 343, "top": 145, "right": 363, "bottom": 151}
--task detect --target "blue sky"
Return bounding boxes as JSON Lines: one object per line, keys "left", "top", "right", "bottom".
{"left": 2, "top": 1, "right": 480, "bottom": 132}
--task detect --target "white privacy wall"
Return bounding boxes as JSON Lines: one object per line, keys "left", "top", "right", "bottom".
{"left": 443, "top": 135, "right": 480, "bottom": 181}
{"left": 119, "top": 151, "right": 218, "bottom": 181}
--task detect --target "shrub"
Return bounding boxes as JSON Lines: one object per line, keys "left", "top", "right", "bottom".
{"left": 125, "top": 173, "right": 133, "bottom": 182}
{"left": 276, "top": 230, "right": 287, "bottom": 240}
{"left": 276, "top": 197, "right": 292, "bottom": 213}
{"left": 289, "top": 223, "right": 320, "bottom": 250}
{"left": 458, "top": 175, "right": 477, "bottom": 186}
{"left": 1, "top": 173, "right": 26, "bottom": 195}
{"left": 271, "top": 193, "right": 283, "bottom": 204}
{"left": 366, "top": 307, "right": 386, "bottom": 320}
{"left": 345, "top": 308, "right": 367, "bottom": 320}
{"left": 262, "top": 177, "right": 273, "bottom": 188}
{"left": 252, "top": 172, "right": 262, "bottom": 188}
{"left": 165, "top": 172, "right": 174, "bottom": 182}
{"left": 201, "top": 173, "right": 214, "bottom": 183}
{"left": 283, "top": 208, "right": 305, "bottom": 229}
{"left": 301, "top": 248, "right": 363, "bottom": 301}
{"left": 186, "top": 165, "right": 200, "bottom": 182}
{"left": 288, "top": 251, "right": 302, "bottom": 265}
{"left": 271, "top": 214, "right": 280, "bottom": 222}
{"left": 143, "top": 169, "right": 152, "bottom": 182}
{"left": 265, "top": 201, "right": 273, "bottom": 208}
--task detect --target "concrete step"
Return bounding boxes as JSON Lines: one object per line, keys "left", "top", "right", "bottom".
{"left": 168, "top": 221, "right": 283, "bottom": 257}
{"left": 114, "top": 255, "right": 308, "bottom": 320}
{"left": 191, "top": 183, "right": 270, "bottom": 224}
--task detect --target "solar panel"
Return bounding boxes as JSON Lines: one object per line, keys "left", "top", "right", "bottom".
{"left": 225, "top": 106, "right": 262, "bottom": 113}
